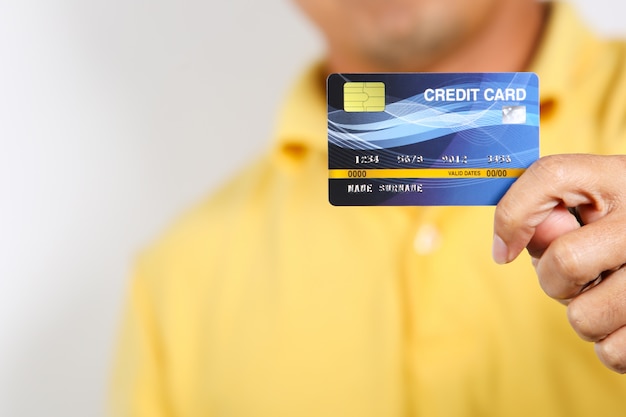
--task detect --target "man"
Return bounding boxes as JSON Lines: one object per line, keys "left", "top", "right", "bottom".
{"left": 112, "top": 1, "right": 626, "bottom": 416}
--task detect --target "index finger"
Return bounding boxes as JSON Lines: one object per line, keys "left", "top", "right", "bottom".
{"left": 492, "top": 154, "right": 608, "bottom": 264}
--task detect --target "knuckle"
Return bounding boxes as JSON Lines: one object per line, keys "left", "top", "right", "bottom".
{"left": 544, "top": 239, "right": 588, "bottom": 298}
{"left": 610, "top": 155, "right": 626, "bottom": 176}
{"left": 494, "top": 201, "right": 516, "bottom": 230}
{"left": 596, "top": 338, "right": 626, "bottom": 374}
{"left": 567, "top": 298, "right": 597, "bottom": 341}
{"left": 529, "top": 155, "right": 568, "bottom": 184}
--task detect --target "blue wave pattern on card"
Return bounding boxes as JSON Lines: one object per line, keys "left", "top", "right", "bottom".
{"left": 328, "top": 73, "right": 540, "bottom": 206}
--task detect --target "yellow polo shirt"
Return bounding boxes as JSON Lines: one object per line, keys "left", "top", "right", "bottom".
{"left": 112, "top": 3, "right": 626, "bottom": 416}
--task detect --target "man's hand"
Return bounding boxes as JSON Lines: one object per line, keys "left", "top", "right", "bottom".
{"left": 493, "top": 154, "right": 626, "bottom": 373}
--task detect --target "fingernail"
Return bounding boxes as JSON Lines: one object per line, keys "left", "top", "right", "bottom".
{"left": 492, "top": 234, "right": 509, "bottom": 265}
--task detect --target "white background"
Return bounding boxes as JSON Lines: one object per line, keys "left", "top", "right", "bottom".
{"left": 0, "top": 1, "right": 624, "bottom": 416}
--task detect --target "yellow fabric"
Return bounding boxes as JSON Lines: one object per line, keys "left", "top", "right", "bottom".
{"left": 111, "top": 3, "right": 626, "bottom": 416}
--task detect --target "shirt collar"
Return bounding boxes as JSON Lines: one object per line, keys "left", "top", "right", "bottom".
{"left": 529, "top": 2, "right": 602, "bottom": 104}
{"left": 272, "top": 61, "right": 328, "bottom": 157}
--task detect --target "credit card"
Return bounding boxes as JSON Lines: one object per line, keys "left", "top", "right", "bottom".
{"left": 327, "top": 73, "right": 539, "bottom": 206}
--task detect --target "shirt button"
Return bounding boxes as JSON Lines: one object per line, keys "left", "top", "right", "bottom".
{"left": 413, "top": 223, "right": 441, "bottom": 255}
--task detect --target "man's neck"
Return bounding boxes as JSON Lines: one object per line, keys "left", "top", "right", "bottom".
{"left": 429, "top": 1, "right": 549, "bottom": 72}
{"left": 327, "top": 1, "right": 549, "bottom": 73}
